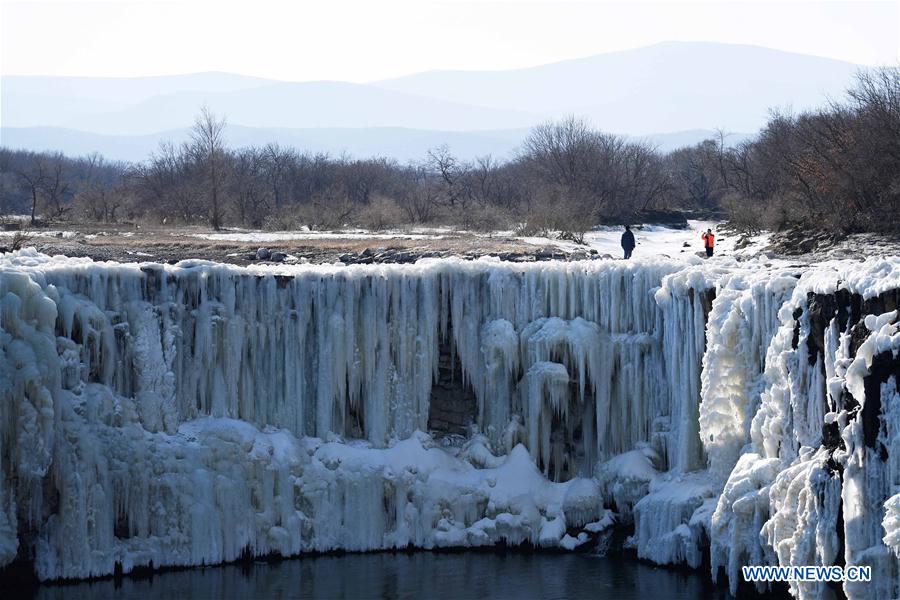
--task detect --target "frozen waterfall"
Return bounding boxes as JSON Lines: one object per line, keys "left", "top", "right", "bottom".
{"left": 1, "top": 249, "right": 899, "bottom": 599}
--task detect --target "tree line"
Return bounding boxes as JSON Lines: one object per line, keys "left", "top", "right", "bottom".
{"left": 1, "top": 68, "right": 898, "bottom": 239}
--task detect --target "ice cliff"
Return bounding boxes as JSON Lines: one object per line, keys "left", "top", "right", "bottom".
{"left": 0, "top": 249, "right": 898, "bottom": 598}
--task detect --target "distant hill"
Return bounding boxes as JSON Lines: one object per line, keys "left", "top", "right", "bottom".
{"left": 0, "top": 41, "right": 858, "bottom": 159}
{"left": 0, "top": 125, "right": 749, "bottom": 163}
{"left": 3, "top": 71, "right": 275, "bottom": 103}
{"left": 374, "top": 41, "right": 860, "bottom": 134}
{"left": 3, "top": 81, "right": 536, "bottom": 134}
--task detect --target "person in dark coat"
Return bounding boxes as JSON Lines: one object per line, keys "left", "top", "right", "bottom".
{"left": 621, "top": 225, "right": 635, "bottom": 259}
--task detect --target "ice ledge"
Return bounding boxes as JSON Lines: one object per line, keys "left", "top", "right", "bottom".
{"left": 22, "top": 409, "right": 611, "bottom": 581}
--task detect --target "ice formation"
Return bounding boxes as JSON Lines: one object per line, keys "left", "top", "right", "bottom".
{"left": 0, "top": 248, "right": 899, "bottom": 599}
{"left": 707, "top": 261, "right": 900, "bottom": 599}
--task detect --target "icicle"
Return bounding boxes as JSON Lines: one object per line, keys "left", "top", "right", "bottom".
{"left": 3, "top": 248, "right": 900, "bottom": 591}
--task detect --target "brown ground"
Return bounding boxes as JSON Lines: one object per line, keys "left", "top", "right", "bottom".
{"left": 6, "top": 221, "right": 896, "bottom": 265}
{"left": 1, "top": 223, "right": 593, "bottom": 265}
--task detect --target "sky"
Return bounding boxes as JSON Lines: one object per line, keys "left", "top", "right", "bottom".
{"left": 1, "top": 0, "right": 898, "bottom": 81}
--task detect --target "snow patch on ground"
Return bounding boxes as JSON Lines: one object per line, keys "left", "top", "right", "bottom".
{"left": 519, "top": 220, "right": 773, "bottom": 261}
{"left": 190, "top": 228, "right": 449, "bottom": 242}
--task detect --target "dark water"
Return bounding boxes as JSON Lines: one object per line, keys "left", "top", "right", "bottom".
{"left": 17, "top": 551, "right": 741, "bottom": 600}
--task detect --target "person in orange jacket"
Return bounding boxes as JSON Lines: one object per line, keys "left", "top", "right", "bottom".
{"left": 701, "top": 228, "right": 715, "bottom": 258}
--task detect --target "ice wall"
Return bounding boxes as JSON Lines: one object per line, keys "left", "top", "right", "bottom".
{"left": 705, "top": 261, "right": 900, "bottom": 599}
{"left": 2, "top": 249, "right": 899, "bottom": 598}
{"left": 0, "top": 250, "right": 700, "bottom": 580}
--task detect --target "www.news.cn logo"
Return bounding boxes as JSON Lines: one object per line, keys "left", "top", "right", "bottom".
{"left": 742, "top": 565, "right": 872, "bottom": 583}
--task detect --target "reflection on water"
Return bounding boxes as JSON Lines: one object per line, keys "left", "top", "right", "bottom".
{"left": 22, "top": 551, "right": 741, "bottom": 600}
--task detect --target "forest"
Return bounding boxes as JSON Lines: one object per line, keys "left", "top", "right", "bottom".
{"left": 1, "top": 68, "right": 898, "bottom": 240}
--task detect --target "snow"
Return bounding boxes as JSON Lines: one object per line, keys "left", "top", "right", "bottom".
{"left": 631, "top": 472, "right": 718, "bottom": 568}
{"left": 0, "top": 229, "right": 78, "bottom": 239}
{"left": 190, "top": 228, "right": 448, "bottom": 242}
{"left": 1, "top": 247, "right": 900, "bottom": 599}
{"left": 595, "top": 446, "right": 660, "bottom": 517}
{"left": 519, "top": 220, "right": 773, "bottom": 260}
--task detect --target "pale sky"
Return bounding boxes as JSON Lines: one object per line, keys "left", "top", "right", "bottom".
{"left": 1, "top": 0, "right": 898, "bottom": 81}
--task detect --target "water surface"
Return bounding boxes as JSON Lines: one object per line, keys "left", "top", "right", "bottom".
{"left": 26, "top": 551, "right": 739, "bottom": 599}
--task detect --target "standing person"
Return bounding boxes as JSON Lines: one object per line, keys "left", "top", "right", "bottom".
{"left": 701, "top": 228, "right": 715, "bottom": 258}
{"left": 621, "top": 225, "right": 636, "bottom": 259}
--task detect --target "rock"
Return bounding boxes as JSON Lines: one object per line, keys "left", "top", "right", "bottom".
{"left": 499, "top": 252, "right": 528, "bottom": 262}
{"left": 361, "top": 247, "right": 374, "bottom": 257}
{"left": 603, "top": 208, "right": 690, "bottom": 229}
{"left": 797, "top": 239, "right": 817, "bottom": 253}
{"left": 256, "top": 247, "right": 271, "bottom": 260}
{"left": 339, "top": 253, "right": 354, "bottom": 263}
{"left": 683, "top": 242, "right": 691, "bottom": 248}
{"left": 734, "top": 236, "right": 752, "bottom": 250}
{"left": 270, "top": 251, "right": 287, "bottom": 262}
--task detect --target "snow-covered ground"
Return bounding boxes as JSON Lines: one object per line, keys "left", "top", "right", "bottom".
{"left": 3, "top": 219, "right": 896, "bottom": 268}
{"left": 184, "top": 221, "right": 771, "bottom": 260}
{"left": 0, "top": 229, "right": 78, "bottom": 239}
{"left": 1, "top": 248, "right": 899, "bottom": 598}
{"left": 0, "top": 220, "right": 758, "bottom": 254}
{"left": 189, "top": 227, "right": 451, "bottom": 242}
{"left": 519, "top": 220, "right": 773, "bottom": 260}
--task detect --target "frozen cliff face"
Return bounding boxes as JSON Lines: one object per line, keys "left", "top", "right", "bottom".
{"left": 0, "top": 251, "right": 689, "bottom": 580}
{"left": 707, "top": 261, "right": 900, "bottom": 599}
{"left": 2, "top": 252, "right": 693, "bottom": 475}
{"left": 1, "top": 248, "right": 899, "bottom": 597}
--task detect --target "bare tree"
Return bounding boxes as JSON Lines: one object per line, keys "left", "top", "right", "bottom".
{"left": 189, "top": 106, "right": 228, "bottom": 229}
{"left": 396, "top": 165, "right": 440, "bottom": 223}
{"left": 5, "top": 69, "right": 897, "bottom": 238}
{"left": 521, "top": 117, "right": 599, "bottom": 190}
{"left": 230, "top": 147, "right": 270, "bottom": 227}
{"left": 0, "top": 148, "right": 14, "bottom": 218}
{"left": 15, "top": 153, "right": 48, "bottom": 225}
{"left": 134, "top": 141, "right": 201, "bottom": 223}
{"left": 42, "top": 153, "right": 73, "bottom": 220}
{"left": 262, "top": 143, "right": 295, "bottom": 209}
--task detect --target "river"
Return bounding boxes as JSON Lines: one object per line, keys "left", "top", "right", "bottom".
{"left": 16, "top": 551, "right": 747, "bottom": 599}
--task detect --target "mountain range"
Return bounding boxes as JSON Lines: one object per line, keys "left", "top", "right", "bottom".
{"left": 0, "top": 41, "right": 862, "bottom": 162}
